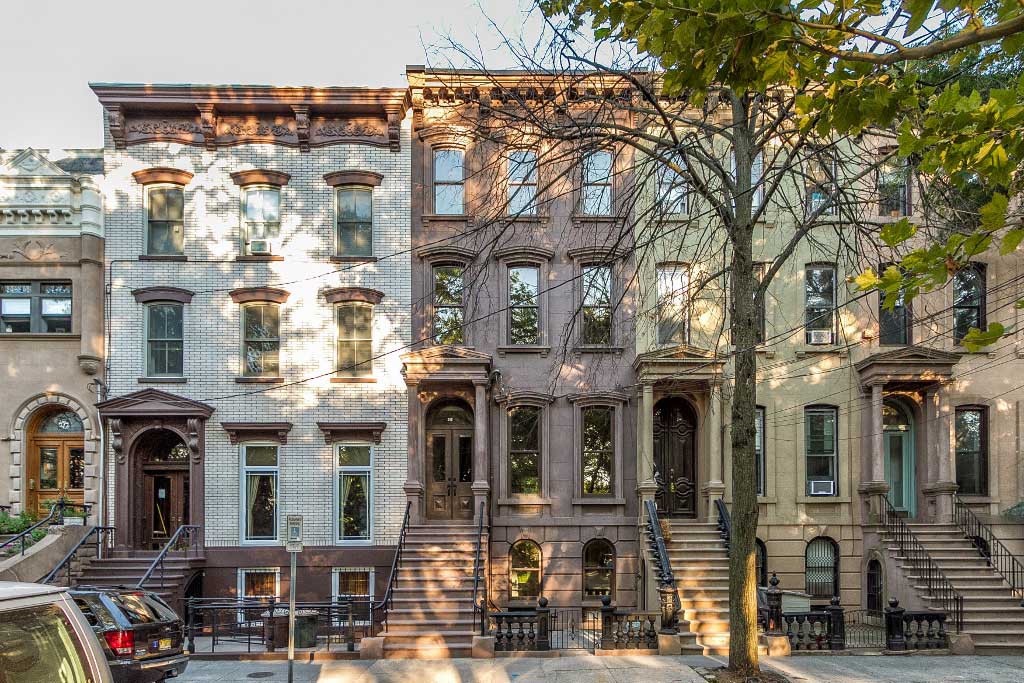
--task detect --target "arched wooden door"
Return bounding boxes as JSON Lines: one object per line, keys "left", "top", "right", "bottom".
{"left": 133, "top": 429, "right": 191, "bottom": 549}
{"left": 425, "top": 401, "right": 474, "bottom": 521}
{"left": 653, "top": 397, "right": 697, "bottom": 518}
{"left": 25, "top": 409, "right": 85, "bottom": 516}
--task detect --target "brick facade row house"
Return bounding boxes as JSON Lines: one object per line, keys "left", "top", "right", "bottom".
{"left": 1, "top": 69, "right": 1022, "bottom": 655}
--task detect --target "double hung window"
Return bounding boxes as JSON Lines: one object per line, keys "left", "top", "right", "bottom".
{"left": 755, "top": 407, "right": 766, "bottom": 496}
{"left": 581, "top": 151, "right": 612, "bottom": 215}
{"left": 508, "top": 406, "right": 541, "bottom": 495}
{"left": 509, "top": 540, "right": 541, "bottom": 600}
{"left": 583, "top": 539, "right": 615, "bottom": 599}
{"left": 337, "top": 187, "right": 373, "bottom": 257}
{"left": 432, "top": 265, "right": 465, "bottom": 344}
{"left": 242, "top": 445, "right": 278, "bottom": 542}
{"left": 433, "top": 149, "right": 465, "bottom": 214}
{"left": 507, "top": 149, "right": 538, "bottom": 215}
{"left": 878, "top": 159, "right": 910, "bottom": 216}
{"left": 656, "top": 264, "right": 688, "bottom": 345}
{"left": 242, "top": 303, "right": 280, "bottom": 377}
{"left": 146, "top": 303, "right": 184, "bottom": 377}
{"left": 337, "top": 445, "right": 372, "bottom": 542}
{"left": 955, "top": 407, "right": 988, "bottom": 495}
{"left": 147, "top": 186, "right": 185, "bottom": 256}
{"left": 508, "top": 266, "right": 540, "bottom": 344}
{"left": 242, "top": 187, "right": 280, "bottom": 255}
{"left": 336, "top": 303, "right": 373, "bottom": 377}
{"left": 581, "top": 265, "right": 612, "bottom": 345}
{"left": 581, "top": 406, "right": 614, "bottom": 496}
{"left": 656, "top": 154, "right": 687, "bottom": 214}
{"left": 804, "top": 264, "right": 836, "bottom": 345}
{"left": 953, "top": 263, "right": 986, "bottom": 343}
{"left": 805, "top": 407, "right": 837, "bottom": 496}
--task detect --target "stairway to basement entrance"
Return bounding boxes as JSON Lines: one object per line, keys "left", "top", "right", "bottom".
{"left": 72, "top": 550, "right": 204, "bottom": 615}
{"left": 663, "top": 520, "right": 732, "bottom": 655}
{"left": 885, "top": 523, "right": 1024, "bottom": 655}
{"left": 380, "top": 523, "right": 484, "bottom": 659}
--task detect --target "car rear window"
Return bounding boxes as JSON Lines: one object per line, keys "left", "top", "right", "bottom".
{"left": 107, "top": 592, "right": 178, "bottom": 624}
{"left": 72, "top": 595, "right": 113, "bottom": 628}
{"left": 0, "top": 602, "right": 97, "bottom": 683}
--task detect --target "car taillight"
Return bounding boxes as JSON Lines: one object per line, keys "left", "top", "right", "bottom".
{"left": 104, "top": 629, "right": 134, "bottom": 656}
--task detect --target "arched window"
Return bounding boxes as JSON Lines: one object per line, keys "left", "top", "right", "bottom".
{"left": 755, "top": 539, "right": 768, "bottom": 588}
{"left": 866, "top": 559, "right": 884, "bottom": 612}
{"left": 583, "top": 539, "right": 615, "bottom": 599}
{"left": 806, "top": 536, "right": 840, "bottom": 598}
{"left": 509, "top": 540, "right": 541, "bottom": 600}
{"left": 38, "top": 410, "right": 84, "bottom": 433}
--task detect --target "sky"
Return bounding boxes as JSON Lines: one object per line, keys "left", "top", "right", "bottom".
{"left": 1, "top": 0, "right": 540, "bottom": 150}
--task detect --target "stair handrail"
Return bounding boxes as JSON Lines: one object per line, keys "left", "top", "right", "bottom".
{"left": 952, "top": 493, "right": 1024, "bottom": 598}
{"left": 372, "top": 500, "right": 411, "bottom": 636}
{"left": 136, "top": 524, "right": 201, "bottom": 589}
{"left": 714, "top": 498, "right": 732, "bottom": 556}
{"left": 471, "top": 500, "right": 488, "bottom": 636}
{"left": 41, "top": 526, "right": 116, "bottom": 585}
{"left": 643, "top": 499, "right": 680, "bottom": 633}
{"left": 0, "top": 500, "right": 91, "bottom": 556}
{"left": 881, "top": 495, "right": 964, "bottom": 631}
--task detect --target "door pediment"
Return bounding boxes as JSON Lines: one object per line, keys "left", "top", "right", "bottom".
{"left": 855, "top": 345, "right": 961, "bottom": 386}
{"left": 401, "top": 345, "right": 492, "bottom": 383}
{"left": 633, "top": 343, "right": 724, "bottom": 384}
{"left": 97, "top": 388, "right": 215, "bottom": 418}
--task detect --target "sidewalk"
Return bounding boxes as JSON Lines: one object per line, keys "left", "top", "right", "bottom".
{"left": 764, "top": 655, "right": 1024, "bottom": 683}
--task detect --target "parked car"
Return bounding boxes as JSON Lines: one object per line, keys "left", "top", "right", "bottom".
{"left": 0, "top": 581, "right": 114, "bottom": 683}
{"left": 69, "top": 587, "right": 188, "bottom": 683}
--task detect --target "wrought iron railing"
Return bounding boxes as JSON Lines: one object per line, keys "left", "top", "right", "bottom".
{"left": 136, "top": 524, "right": 201, "bottom": 589}
{"left": 880, "top": 495, "right": 963, "bottom": 631}
{"left": 0, "top": 501, "right": 91, "bottom": 556}
{"left": 953, "top": 493, "right": 1024, "bottom": 597}
{"left": 41, "top": 525, "right": 115, "bottom": 585}
{"left": 471, "top": 500, "right": 488, "bottom": 636}
{"left": 643, "top": 499, "right": 680, "bottom": 633}
{"left": 370, "top": 500, "right": 411, "bottom": 636}
{"left": 714, "top": 498, "right": 731, "bottom": 555}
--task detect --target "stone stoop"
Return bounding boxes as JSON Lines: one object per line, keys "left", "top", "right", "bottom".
{"left": 73, "top": 551, "right": 204, "bottom": 613}
{"left": 663, "top": 521, "right": 732, "bottom": 656}
{"left": 379, "top": 523, "right": 485, "bottom": 659}
{"left": 883, "top": 523, "right": 1024, "bottom": 655}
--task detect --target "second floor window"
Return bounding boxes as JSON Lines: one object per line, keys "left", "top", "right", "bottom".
{"left": 581, "top": 151, "right": 612, "bottom": 215}
{"left": 507, "top": 149, "right": 538, "bottom": 215}
{"left": 581, "top": 406, "right": 613, "bottom": 496}
{"left": 337, "top": 445, "right": 372, "bottom": 541}
{"left": 433, "top": 265, "right": 465, "bottom": 345}
{"left": 955, "top": 407, "right": 988, "bottom": 495}
{"left": 433, "top": 149, "right": 464, "bottom": 215}
{"left": 242, "top": 187, "right": 280, "bottom": 255}
{"left": 581, "top": 265, "right": 612, "bottom": 345}
{"left": 755, "top": 407, "right": 765, "bottom": 496}
{"left": 336, "top": 303, "right": 373, "bottom": 378}
{"left": 953, "top": 263, "right": 986, "bottom": 343}
{"left": 509, "top": 405, "right": 541, "bottom": 495}
{"left": 805, "top": 264, "right": 836, "bottom": 345}
{"left": 656, "top": 154, "right": 687, "bottom": 214}
{"left": 242, "top": 303, "right": 280, "bottom": 377}
{"left": 805, "top": 407, "right": 837, "bottom": 496}
{"left": 242, "top": 445, "right": 278, "bottom": 542}
{"left": 879, "top": 265, "right": 911, "bottom": 345}
{"left": 0, "top": 282, "right": 72, "bottom": 334}
{"left": 878, "top": 159, "right": 910, "bottom": 216}
{"left": 337, "top": 187, "right": 373, "bottom": 257}
{"left": 146, "top": 302, "right": 183, "bottom": 377}
{"left": 509, "top": 266, "right": 540, "bottom": 344}
{"left": 806, "top": 155, "right": 837, "bottom": 215}
{"left": 147, "top": 186, "right": 185, "bottom": 256}
{"left": 656, "top": 264, "right": 688, "bottom": 345}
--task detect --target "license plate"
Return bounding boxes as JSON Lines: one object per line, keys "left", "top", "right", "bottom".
{"left": 158, "top": 638, "right": 172, "bottom": 651}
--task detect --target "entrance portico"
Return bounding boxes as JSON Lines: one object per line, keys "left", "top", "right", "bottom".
{"left": 854, "top": 346, "right": 960, "bottom": 523}
{"left": 633, "top": 344, "right": 725, "bottom": 520}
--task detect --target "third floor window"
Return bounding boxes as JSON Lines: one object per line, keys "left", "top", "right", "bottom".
{"left": 336, "top": 303, "right": 373, "bottom": 378}
{"left": 0, "top": 282, "right": 72, "bottom": 334}
{"left": 434, "top": 149, "right": 465, "bottom": 215}
{"left": 656, "top": 264, "right": 688, "bottom": 345}
{"left": 804, "top": 264, "right": 836, "bottom": 345}
{"left": 953, "top": 263, "right": 986, "bottom": 343}
{"left": 337, "top": 187, "right": 373, "bottom": 257}
{"left": 242, "top": 187, "right": 281, "bottom": 255}
{"left": 507, "top": 149, "right": 538, "bottom": 215}
{"left": 146, "top": 302, "right": 183, "bottom": 377}
{"left": 242, "top": 303, "right": 280, "bottom": 377}
{"left": 581, "top": 151, "right": 612, "bottom": 215}
{"left": 146, "top": 186, "right": 185, "bottom": 256}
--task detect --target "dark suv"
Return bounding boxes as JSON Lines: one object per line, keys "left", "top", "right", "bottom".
{"left": 69, "top": 587, "right": 188, "bottom": 683}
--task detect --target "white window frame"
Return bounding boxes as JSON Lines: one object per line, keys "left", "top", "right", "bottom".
{"left": 507, "top": 148, "right": 539, "bottom": 216}
{"left": 580, "top": 150, "right": 613, "bottom": 216}
{"left": 331, "top": 567, "right": 375, "bottom": 626}
{"left": 240, "top": 302, "right": 281, "bottom": 378}
{"left": 335, "top": 302, "right": 375, "bottom": 378}
{"left": 237, "top": 567, "right": 280, "bottom": 625}
{"left": 805, "top": 407, "right": 838, "bottom": 496}
{"left": 240, "top": 443, "right": 279, "bottom": 545}
{"left": 240, "top": 184, "right": 282, "bottom": 255}
{"left": 144, "top": 183, "right": 185, "bottom": 256}
{"left": 656, "top": 263, "right": 689, "bottom": 346}
{"left": 335, "top": 443, "right": 373, "bottom": 545}
{"left": 335, "top": 185, "right": 375, "bottom": 258}
{"left": 144, "top": 301, "right": 184, "bottom": 378}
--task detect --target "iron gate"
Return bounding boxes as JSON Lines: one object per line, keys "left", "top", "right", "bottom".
{"left": 548, "top": 607, "right": 601, "bottom": 650}
{"left": 844, "top": 609, "right": 886, "bottom": 649}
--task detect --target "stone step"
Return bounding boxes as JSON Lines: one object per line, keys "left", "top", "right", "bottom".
{"left": 380, "top": 631, "right": 474, "bottom": 646}
{"left": 385, "top": 619, "right": 477, "bottom": 632}
{"left": 382, "top": 644, "right": 473, "bottom": 659}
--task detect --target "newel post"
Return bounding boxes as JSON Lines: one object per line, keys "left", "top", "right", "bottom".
{"left": 536, "top": 597, "right": 551, "bottom": 651}
{"left": 766, "top": 572, "right": 784, "bottom": 635}
{"left": 658, "top": 584, "right": 679, "bottom": 634}
{"left": 885, "top": 598, "right": 907, "bottom": 651}
{"left": 599, "top": 595, "right": 617, "bottom": 650}
{"left": 827, "top": 595, "right": 846, "bottom": 651}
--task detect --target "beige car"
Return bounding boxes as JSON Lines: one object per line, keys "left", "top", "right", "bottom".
{"left": 0, "top": 581, "right": 114, "bottom": 683}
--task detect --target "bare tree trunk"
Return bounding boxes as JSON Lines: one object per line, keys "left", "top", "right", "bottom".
{"left": 727, "top": 102, "right": 760, "bottom": 674}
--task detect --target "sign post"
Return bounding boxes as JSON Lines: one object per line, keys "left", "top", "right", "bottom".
{"left": 285, "top": 515, "right": 303, "bottom": 683}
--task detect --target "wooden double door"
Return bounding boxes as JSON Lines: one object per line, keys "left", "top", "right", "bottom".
{"left": 27, "top": 438, "right": 85, "bottom": 516}
{"left": 653, "top": 397, "right": 698, "bottom": 518}
{"left": 141, "top": 468, "right": 189, "bottom": 548}
{"left": 426, "top": 428, "right": 474, "bottom": 520}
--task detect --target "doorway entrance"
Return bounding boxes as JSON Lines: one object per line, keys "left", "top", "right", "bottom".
{"left": 883, "top": 400, "right": 915, "bottom": 517}
{"left": 653, "top": 397, "right": 698, "bottom": 518}
{"left": 425, "top": 400, "right": 474, "bottom": 521}
{"left": 25, "top": 410, "right": 85, "bottom": 516}
{"left": 135, "top": 429, "right": 191, "bottom": 548}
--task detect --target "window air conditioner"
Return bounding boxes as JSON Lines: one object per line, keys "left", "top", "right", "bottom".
{"left": 808, "top": 329, "right": 833, "bottom": 345}
{"left": 809, "top": 480, "right": 835, "bottom": 496}
{"left": 249, "top": 240, "right": 271, "bottom": 254}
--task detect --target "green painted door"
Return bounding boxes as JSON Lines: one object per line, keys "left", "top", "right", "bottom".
{"left": 883, "top": 404, "right": 915, "bottom": 517}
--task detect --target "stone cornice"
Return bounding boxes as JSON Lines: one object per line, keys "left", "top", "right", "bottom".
{"left": 323, "top": 170, "right": 384, "bottom": 187}
{"left": 132, "top": 167, "right": 194, "bottom": 186}
{"left": 132, "top": 287, "right": 195, "bottom": 304}
{"left": 229, "top": 287, "right": 290, "bottom": 305}
{"left": 221, "top": 422, "right": 293, "bottom": 445}
{"left": 230, "top": 170, "right": 291, "bottom": 187}
{"left": 322, "top": 287, "right": 384, "bottom": 305}
{"left": 316, "top": 421, "right": 387, "bottom": 444}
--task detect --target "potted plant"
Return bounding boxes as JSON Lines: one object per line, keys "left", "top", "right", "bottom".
{"left": 62, "top": 507, "right": 87, "bottom": 526}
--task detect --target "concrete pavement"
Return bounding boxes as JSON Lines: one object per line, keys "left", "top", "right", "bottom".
{"left": 764, "top": 655, "right": 1024, "bottom": 683}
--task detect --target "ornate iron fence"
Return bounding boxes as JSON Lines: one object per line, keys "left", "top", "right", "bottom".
{"left": 844, "top": 609, "right": 886, "bottom": 649}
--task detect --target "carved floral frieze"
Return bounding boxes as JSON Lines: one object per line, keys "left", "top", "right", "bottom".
{"left": 0, "top": 239, "right": 63, "bottom": 261}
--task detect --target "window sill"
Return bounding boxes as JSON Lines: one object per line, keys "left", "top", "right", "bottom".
{"left": 955, "top": 347, "right": 998, "bottom": 358}
{"left": 138, "top": 377, "right": 187, "bottom": 384}
{"left": 0, "top": 333, "right": 80, "bottom": 340}
{"left": 423, "top": 213, "right": 472, "bottom": 224}
{"left": 138, "top": 254, "right": 187, "bottom": 262}
{"left": 498, "top": 214, "right": 549, "bottom": 224}
{"left": 798, "top": 495, "right": 851, "bottom": 505}
{"left": 572, "top": 497, "right": 626, "bottom": 506}
{"left": 329, "top": 255, "right": 378, "bottom": 264}
{"left": 497, "top": 345, "right": 550, "bottom": 356}
{"left": 795, "top": 346, "right": 848, "bottom": 358}
{"left": 497, "top": 497, "right": 553, "bottom": 506}
{"left": 330, "top": 377, "right": 377, "bottom": 383}
{"left": 571, "top": 215, "right": 618, "bottom": 225}
{"left": 236, "top": 255, "right": 285, "bottom": 263}
{"left": 240, "top": 540, "right": 280, "bottom": 546}
{"left": 336, "top": 539, "right": 373, "bottom": 546}
{"left": 235, "top": 377, "right": 285, "bottom": 384}
{"left": 574, "top": 345, "right": 624, "bottom": 355}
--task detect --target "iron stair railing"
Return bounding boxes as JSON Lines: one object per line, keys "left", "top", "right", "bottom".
{"left": 136, "top": 524, "right": 201, "bottom": 589}
{"left": 952, "top": 494, "right": 1024, "bottom": 598}
{"left": 41, "top": 525, "right": 115, "bottom": 585}
{"left": 471, "top": 501, "right": 488, "bottom": 636}
{"left": 714, "top": 498, "right": 732, "bottom": 556}
{"left": 643, "top": 499, "right": 680, "bottom": 633}
{"left": 881, "top": 495, "right": 964, "bottom": 631}
{"left": 0, "top": 501, "right": 91, "bottom": 556}
{"left": 371, "top": 501, "right": 411, "bottom": 636}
